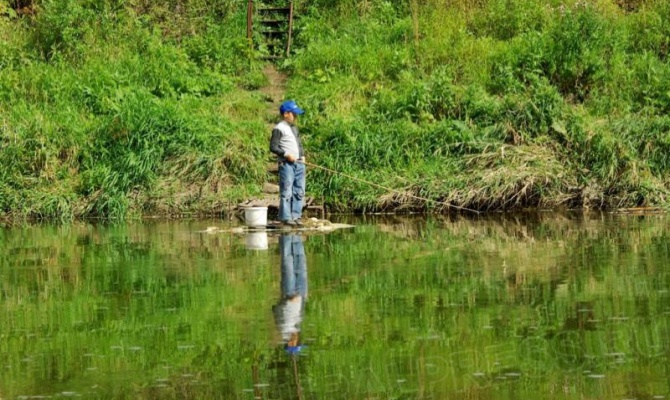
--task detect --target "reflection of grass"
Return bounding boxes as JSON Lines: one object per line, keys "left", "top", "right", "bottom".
{"left": 0, "top": 216, "right": 669, "bottom": 398}
{"left": 305, "top": 214, "right": 670, "bottom": 397}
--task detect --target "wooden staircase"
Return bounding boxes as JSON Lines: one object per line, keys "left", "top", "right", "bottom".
{"left": 247, "top": 0, "right": 295, "bottom": 59}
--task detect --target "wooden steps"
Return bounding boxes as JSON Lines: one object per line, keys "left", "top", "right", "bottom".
{"left": 246, "top": 0, "right": 295, "bottom": 59}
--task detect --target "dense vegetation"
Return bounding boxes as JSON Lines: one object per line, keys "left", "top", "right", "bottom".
{"left": 0, "top": 0, "right": 269, "bottom": 221}
{"left": 1, "top": 0, "right": 670, "bottom": 220}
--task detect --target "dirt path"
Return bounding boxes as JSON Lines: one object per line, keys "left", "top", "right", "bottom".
{"left": 260, "top": 64, "right": 287, "bottom": 194}
{"left": 260, "top": 64, "right": 288, "bottom": 117}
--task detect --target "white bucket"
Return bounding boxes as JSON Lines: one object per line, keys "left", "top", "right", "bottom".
{"left": 244, "top": 206, "right": 268, "bottom": 227}
{"left": 246, "top": 232, "right": 269, "bottom": 250}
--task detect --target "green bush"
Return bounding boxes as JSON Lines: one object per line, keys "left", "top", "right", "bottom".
{"left": 628, "top": 52, "right": 670, "bottom": 113}
{"left": 467, "top": 0, "right": 549, "bottom": 40}
{"left": 30, "top": 0, "right": 104, "bottom": 61}
{"left": 543, "top": 3, "right": 614, "bottom": 102}
{"left": 626, "top": 1, "right": 670, "bottom": 60}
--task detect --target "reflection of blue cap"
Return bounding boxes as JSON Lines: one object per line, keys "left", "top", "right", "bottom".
{"left": 285, "top": 345, "right": 303, "bottom": 355}
{"left": 279, "top": 100, "right": 304, "bottom": 115}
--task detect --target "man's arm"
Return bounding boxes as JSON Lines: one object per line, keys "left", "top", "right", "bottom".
{"left": 270, "top": 128, "right": 284, "bottom": 157}
{"left": 294, "top": 126, "right": 304, "bottom": 160}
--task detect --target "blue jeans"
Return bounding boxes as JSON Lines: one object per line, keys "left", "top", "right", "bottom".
{"left": 279, "top": 234, "right": 308, "bottom": 299}
{"left": 278, "top": 161, "right": 305, "bottom": 222}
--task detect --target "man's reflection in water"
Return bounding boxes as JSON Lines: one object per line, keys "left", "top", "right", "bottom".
{"left": 273, "top": 233, "right": 307, "bottom": 356}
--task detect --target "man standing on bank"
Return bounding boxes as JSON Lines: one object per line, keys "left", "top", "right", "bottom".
{"left": 270, "top": 100, "right": 306, "bottom": 226}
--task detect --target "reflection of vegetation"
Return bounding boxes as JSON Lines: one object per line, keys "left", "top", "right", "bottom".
{"left": 0, "top": 215, "right": 668, "bottom": 399}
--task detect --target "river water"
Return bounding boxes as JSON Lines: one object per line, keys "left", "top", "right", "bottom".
{"left": 1, "top": 213, "right": 668, "bottom": 399}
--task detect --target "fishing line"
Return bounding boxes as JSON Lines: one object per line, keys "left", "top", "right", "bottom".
{"left": 300, "top": 160, "right": 480, "bottom": 214}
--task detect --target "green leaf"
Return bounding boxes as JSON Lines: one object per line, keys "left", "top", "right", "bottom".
{"left": 551, "top": 121, "right": 567, "bottom": 136}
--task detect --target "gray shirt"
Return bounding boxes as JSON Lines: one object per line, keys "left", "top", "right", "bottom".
{"left": 270, "top": 121, "right": 303, "bottom": 162}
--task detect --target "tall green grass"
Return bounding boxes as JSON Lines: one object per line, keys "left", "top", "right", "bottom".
{"left": 0, "top": 0, "right": 268, "bottom": 220}
{"left": 284, "top": 0, "right": 670, "bottom": 211}
{"left": 3, "top": 0, "right": 670, "bottom": 220}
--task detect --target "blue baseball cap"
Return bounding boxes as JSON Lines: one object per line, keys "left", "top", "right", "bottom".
{"left": 285, "top": 345, "right": 303, "bottom": 355}
{"left": 279, "top": 100, "right": 304, "bottom": 115}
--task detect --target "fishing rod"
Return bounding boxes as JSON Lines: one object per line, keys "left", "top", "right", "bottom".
{"left": 299, "top": 160, "right": 480, "bottom": 215}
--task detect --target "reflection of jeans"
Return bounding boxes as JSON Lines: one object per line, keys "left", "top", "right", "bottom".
{"left": 280, "top": 234, "right": 307, "bottom": 299}
{"left": 278, "top": 161, "right": 305, "bottom": 222}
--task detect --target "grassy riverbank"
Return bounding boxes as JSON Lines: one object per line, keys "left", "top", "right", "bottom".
{"left": 0, "top": 0, "right": 270, "bottom": 221}
{"left": 289, "top": 0, "right": 670, "bottom": 212}
{"left": 1, "top": 0, "right": 670, "bottom": 220}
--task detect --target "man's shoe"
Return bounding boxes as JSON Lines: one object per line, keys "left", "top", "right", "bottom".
{"left": 281, "top": 219, "right": 297, "bottom": 227}
{"left": 294, "top": 218, "right": 304, "bottom": 226}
